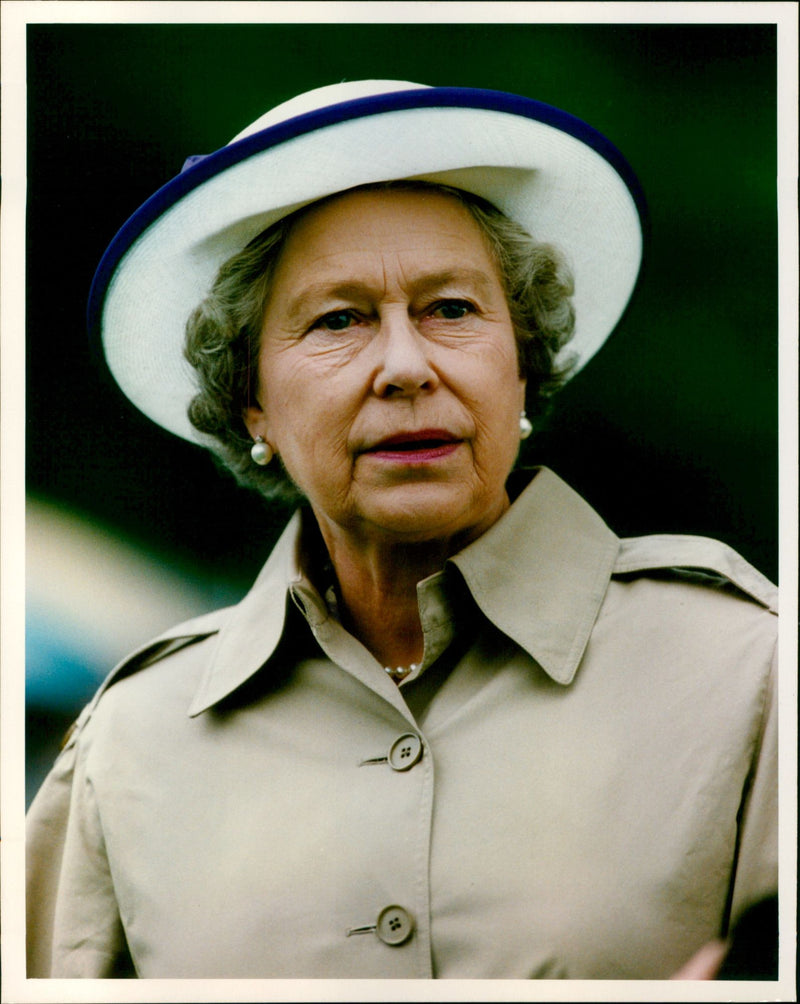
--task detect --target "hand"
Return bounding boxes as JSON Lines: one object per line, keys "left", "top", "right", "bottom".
{"left": 670, "top": 939, "right": 729, "bottom": 980}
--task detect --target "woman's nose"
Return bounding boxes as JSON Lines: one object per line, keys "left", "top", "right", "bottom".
{"left": 372, "top": 311, "right": 439, "bottom": 398}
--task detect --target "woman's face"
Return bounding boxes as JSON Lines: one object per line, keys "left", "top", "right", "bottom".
{"left": 245, "top": 188, "right": 527, "bottom": 549}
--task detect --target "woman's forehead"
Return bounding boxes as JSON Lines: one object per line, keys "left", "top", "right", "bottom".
{"left": 294, "top": 185, "right": 485, "bottom": 243}
{"left": 271, "top": 187, "right": 501, "bottom": 290}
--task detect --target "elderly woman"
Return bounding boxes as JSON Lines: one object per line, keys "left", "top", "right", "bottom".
{"left": 26, "top": 80, "right": 777, "bottom": 981}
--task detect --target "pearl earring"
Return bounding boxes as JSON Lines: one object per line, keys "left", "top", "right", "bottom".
{"left": 250, "top": 435, "right": 273, "bottom": 466}
{"left": 519, "top": 411, "right": 533, "bottom": 440}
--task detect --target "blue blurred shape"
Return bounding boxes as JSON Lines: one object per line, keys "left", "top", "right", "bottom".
{"left": 25, "top": 496, "right": 228, "bottom": 714}
{"left": 26, "top": 612, "right": 106, "bottom": 711}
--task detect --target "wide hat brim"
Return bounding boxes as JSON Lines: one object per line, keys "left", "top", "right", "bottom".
{"left": 89, "top": 80, "right": 645, "bottom": 445}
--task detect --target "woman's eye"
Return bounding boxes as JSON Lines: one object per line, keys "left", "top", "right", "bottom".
{"left": 431, "top": 300, "right": 473, "bottom": 320}
{"left": 314, "top": 310, "right": 356, "bottom": 332}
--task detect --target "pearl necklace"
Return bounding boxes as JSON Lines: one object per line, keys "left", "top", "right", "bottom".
{"left": 384, "top": 663, "right": 419, "bottom": 683}
{"left": 324, "top": 578, "right": 419, "bottom": 684}
{"left": 323, "top": 569, "right": 420, "bottom": 684}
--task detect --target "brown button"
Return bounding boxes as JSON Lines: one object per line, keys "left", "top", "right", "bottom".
{"left": 376, "top": 905, "right": 414, "bottom": 946}
{"left": 388, "top": 733, "right": 423, "bottom": 771}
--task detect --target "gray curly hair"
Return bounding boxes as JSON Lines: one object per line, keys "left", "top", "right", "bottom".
{"left": 184, "top": 181, "right": 576, "bottom": 501}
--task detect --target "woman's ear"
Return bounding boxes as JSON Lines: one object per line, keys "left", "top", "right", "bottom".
{"left": 243, "top": 402, "right": 266, "bottom": 442}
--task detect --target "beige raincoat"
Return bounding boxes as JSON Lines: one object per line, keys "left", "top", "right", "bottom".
{"left": 26, "top": 468, "right": 778, "bottom": 979}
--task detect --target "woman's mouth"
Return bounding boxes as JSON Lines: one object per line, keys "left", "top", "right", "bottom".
{"left": 363, "top": 430, "right": 462, "bottom": 463}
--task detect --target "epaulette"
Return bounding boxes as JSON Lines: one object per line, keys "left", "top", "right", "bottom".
{"left": 614, "top": 534, "right": 778, "bottom": 615}
{"left": 60, "top": 607, "right": 229, "bottom": 750}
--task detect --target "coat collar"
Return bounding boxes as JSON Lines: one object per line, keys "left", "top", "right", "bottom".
{"left": 188, "top": 468, "right": 619, "bottom": 715}
{"left": 449, "top": 467, "right": 619, "bottom": 684}
{"left": 188, "top": 512, "right": 305, "bottom": 716}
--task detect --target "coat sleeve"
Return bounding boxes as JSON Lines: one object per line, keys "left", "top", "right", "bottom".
{"left": 26, "top": 624, "right": 223, "bottom": 977}
{"left": 26, "top": 713, "right": 134, "bottom": 978}
{"left": 727, "top": 633, "right": 779, "bottom": 931}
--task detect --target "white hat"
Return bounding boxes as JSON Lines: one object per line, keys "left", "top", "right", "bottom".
{"left": 89, "top": 80, "right": 645, "bottom": 444}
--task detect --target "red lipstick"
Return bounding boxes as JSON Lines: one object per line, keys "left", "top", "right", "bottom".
{"left": 364, "top": 429, "right": 462, "bottom": 463}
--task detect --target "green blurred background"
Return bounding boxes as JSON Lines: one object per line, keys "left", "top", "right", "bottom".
{"left": 25, "top": 21, "right": 778, "bottom": 796}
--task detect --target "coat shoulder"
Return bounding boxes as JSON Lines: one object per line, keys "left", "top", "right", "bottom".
{"left": 60, "top": 606, "right": 234, "bottom": 751}
{"left": 614, "top": 534, "right": 777, "bottom": 615}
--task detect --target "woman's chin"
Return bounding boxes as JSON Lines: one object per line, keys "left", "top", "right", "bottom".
{"left": 354, "top": 482, "right": 505, "bottom": 546}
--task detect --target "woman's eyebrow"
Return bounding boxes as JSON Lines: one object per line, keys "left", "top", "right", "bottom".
{"left": 408, "top": 268, "right": 496, "bottom": 298}
{"left": 282, "top": 282, "right": 376, "bottom": 325}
